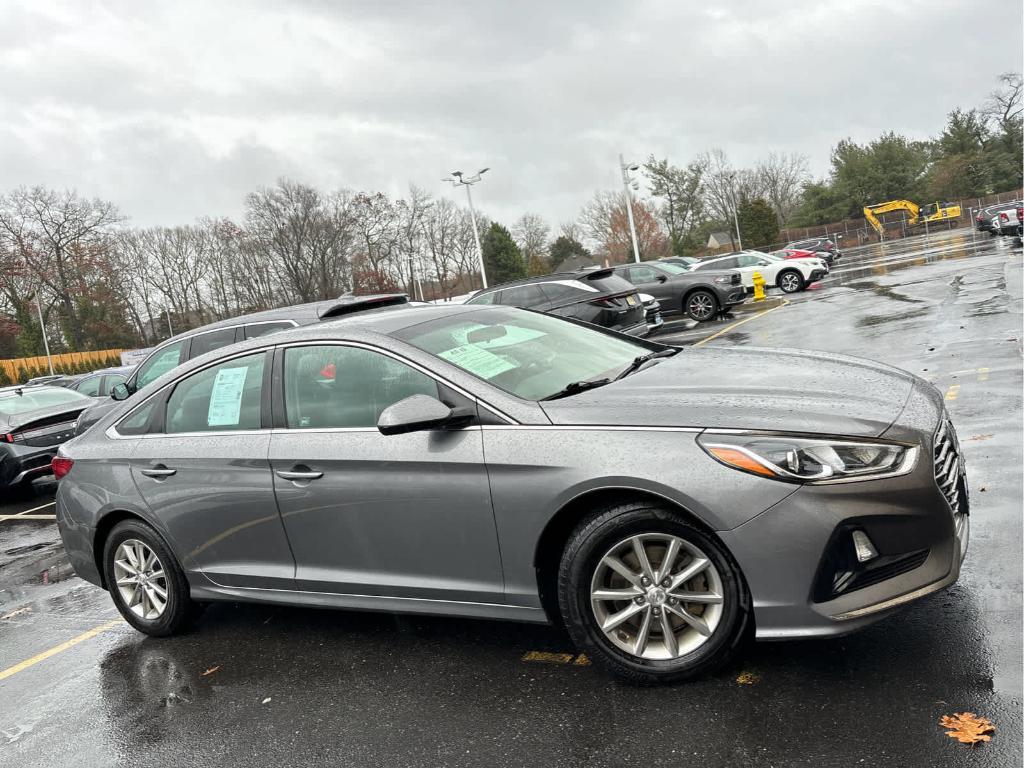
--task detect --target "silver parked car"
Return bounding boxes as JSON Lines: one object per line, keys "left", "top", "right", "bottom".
{"left": 54, "top": 304, "right": 968, "bottom": 683}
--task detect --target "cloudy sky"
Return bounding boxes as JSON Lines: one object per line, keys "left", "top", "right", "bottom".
{"left": 1, "top": 0, "right": 1020, "bottom": 228}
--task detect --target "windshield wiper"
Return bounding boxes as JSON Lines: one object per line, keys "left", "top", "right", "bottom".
{"left": 540, "top": 378, "right": 612, "bottom": 401}
{"left": 614, "top": 347, "right": 679, "bottom": 381}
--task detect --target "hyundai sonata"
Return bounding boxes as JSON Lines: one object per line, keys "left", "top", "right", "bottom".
{"left": 54, "top": 304, "right": 968, "bottom": 683}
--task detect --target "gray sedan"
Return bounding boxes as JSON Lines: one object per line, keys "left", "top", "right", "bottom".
{"left": 54, "top": 304, "right": 968, "bottom": 683}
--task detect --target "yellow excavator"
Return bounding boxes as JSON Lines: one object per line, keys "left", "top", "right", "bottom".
{"left": 863, "top": 200, "right": 962, "bottom": 235}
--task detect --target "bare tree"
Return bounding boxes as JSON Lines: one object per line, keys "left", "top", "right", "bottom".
{"left": 755, "top": 152, "right": 810, "bottom": 227}
{"left": 984, "top": 72, "right": 1023, "bottom": 133}
{"left": 511, "top": 213, "right": 550, "bottom": 263}
{"left": 0, "top": 187, "right": 123, "bottom": 349}
{"left": 643, "top": 155, "right": 708, "bottom": 253}
{"left": 700, "top": 149, "right": 764, "bottom": 248}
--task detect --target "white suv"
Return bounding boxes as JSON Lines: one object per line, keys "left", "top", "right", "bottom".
{"left": 691, "top": 251, "right": 827, "bottom": 294}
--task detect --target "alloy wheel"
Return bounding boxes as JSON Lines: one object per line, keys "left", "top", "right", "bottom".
{"left": 589, "top": 533, "right": 724, "bottom": 660}
{"left": 780, "top": 272, "right": 801, "bottom": 292}
{"left": 113, "top": 539, "right": 168, "bottom": 620}
{"left": 688, "top": 293, "right": 715, "bottom": 320}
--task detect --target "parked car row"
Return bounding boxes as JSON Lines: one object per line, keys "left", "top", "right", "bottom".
{"left": 974, "top": 200, "right": 1023, "bottom": 236}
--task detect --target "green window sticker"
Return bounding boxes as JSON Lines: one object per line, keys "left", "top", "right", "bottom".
{"left": 207, "top": 366, "right": 249, "bottom": 426}
{"left": 437, "top": 344, "right": 516, "bottom": 380}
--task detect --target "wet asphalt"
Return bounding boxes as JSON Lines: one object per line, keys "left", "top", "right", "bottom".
{"left": 0, "top": 228, "right": 1021, "bottom": 767}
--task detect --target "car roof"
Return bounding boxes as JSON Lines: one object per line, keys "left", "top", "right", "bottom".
{"left": 473, "top": 268, "right": 617, "bottom": 293}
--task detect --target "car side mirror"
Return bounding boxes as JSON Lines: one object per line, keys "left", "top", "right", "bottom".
{"left": 377, "top": 394, "right": 456, "bottom": 436}
{"left": 110, "top": 383, "right": 130, "bottom": 401}
{"left": 656, "top": 274, "right": 668, "bottom": 283}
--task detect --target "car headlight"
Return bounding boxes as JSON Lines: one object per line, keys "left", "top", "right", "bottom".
{"left": 697, "top": 434, "right": 918, "bottom": 483}
{"left": 713, "top": 275, "right": 733, "bottom": 285}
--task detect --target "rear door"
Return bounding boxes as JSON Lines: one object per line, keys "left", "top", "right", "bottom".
{"left": 268, "top": 342, "right": 503, "bottom": 603}
{"left": 128, "top": 350, "right": 295, "bottom": 589}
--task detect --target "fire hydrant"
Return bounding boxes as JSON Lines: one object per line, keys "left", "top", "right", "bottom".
{"left": 752, "top": 271, "right": 766, "bottom": 302}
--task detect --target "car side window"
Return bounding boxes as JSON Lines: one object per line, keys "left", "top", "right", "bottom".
{"left": 245, "top": 321, "right": 294, "bottom": 339}
{"left": 283, "top": 345, "right": 439, "bottom": 429}
{"left": 76, "top": 375, "right": 101, "bottom": 396}
{"left": 498, "top": 284, "right": 546, "bottom": 307}
{"left": 134, "top": 340, "right": 186, "bottom": 390}
{"left": 165, "top": 353, "right": 266, "bottom": 433}
{"left": 116, "top": 399, "right": 160, "bottom": 436}
{"left": 628, "top": 266, "right": 661, "bottom": 283}
{"left": 102, "top": 374, "right": 127, "bottom": 396}
{"left": 466, "top": 291, "right": 498, "bottom": 305}
{"left": 188, "top": 327, "right": 238, "bottom": 360}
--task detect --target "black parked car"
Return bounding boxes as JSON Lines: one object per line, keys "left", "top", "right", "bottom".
{"left": 464, "top": 269, "right": 648, "bottom": 336}
{"left": 74, "top": 294, "right": 410, "bottom": 435}
{"left": 0, "top": 385, "right": 96, "bottom": 490}
{"left": 612, "top": 261, "right": 746, "bottom": 322}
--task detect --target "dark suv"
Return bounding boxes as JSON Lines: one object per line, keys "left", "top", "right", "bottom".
{"left": 613, "top": 261, "right": 746, "bottom": 322}
{"left": 74, "top": 294, "right": 409, "bottom": 435}
{"left": 464, "top": 269, "right": 648, "bottom": 336}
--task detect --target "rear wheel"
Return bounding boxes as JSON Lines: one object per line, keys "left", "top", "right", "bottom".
{"left": 778, "top": 270, "right": 804, "bottom": 293}
{"left": 557, "top": 501, "right": 749, "bottom": 684}
{"left": 684, "top": 290, "right": 718, "bottom": 322}
{"left": 102, "top": 519, "right": 200, "bottom": 636}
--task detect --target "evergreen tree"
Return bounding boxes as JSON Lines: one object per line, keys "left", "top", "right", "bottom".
{"left": 481, "top": 222, "right": 526, "bottom": 285}
{"left": 737, "top": 197, "right": 780, "bottom": 249}
{"left": 548, "top": 235, "right": 590, "bottom": 269}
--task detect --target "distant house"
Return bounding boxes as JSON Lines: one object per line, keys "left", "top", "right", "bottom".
{"left": 558, "top": 254, "right": 600, "bottom": 272}
{"left": 707, "top": 231, "right": 734, "bottom": 249}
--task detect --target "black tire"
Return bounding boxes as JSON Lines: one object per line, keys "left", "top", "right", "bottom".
{"left": 684, "top": 290, "right": 718, "bottom": 322}
{"left": 102, "top": 518, "right": 200, "bottom": 636}
{"left": 557, "top": 500, "right": 749, "bottom": 684}
{"left": 777, "top": 270, "right": 804, "bottom": 294}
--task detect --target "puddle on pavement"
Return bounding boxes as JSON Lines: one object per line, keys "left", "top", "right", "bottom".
{"left": 0, "top": 523, "right": 77, "bottom": 612}
{"left": 857, "top": 308, "right": 933, "bottom": 327}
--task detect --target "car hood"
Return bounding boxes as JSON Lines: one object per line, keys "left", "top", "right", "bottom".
{"left": 539, "top": 347, "right": 917, "bottom": 437}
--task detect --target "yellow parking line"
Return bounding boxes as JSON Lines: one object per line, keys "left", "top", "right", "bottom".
{"left": 945, "top": 385, "right": 961, "bottom": 401}
{"left": 0, "top": 619, "right": 123, "bottom": 683}
{"left": 977, "top": 367, "right": 989, "bottom": 382}
{"left": 14, "top": 501, "right": 56, "bottom": 517}
{"left": 693, "top": 299, "right": 790, "bottom": 348}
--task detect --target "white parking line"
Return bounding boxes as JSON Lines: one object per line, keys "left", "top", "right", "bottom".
{"left": 13, "top": 501, "right": 56, "bottom": 517}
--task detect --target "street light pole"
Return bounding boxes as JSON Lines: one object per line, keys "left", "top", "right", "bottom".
{"left": 34, "top": 294, "right": 53, "bottom": 375}
{"left": 729, "top": 173, "right": 743, "bottom": 251}
{"left": 443, "top": 168, "right": 489, "bottom": 289}
{"left": 619, "top": 154, "right": 642, "bottom": 263}
{"left": 165, "top": 309, "right": 174, "bottom": 338}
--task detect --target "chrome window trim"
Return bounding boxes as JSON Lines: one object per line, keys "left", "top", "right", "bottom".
{"left": 480, "top": 425, "right": 701, "bottom": 433}
{"left": 108, "top": 344, "right": 280, "bottom": 440}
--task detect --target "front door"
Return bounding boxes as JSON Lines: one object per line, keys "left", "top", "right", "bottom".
{"left": 268, "top": 343, "right": 503, "bottom": 604}
{"left": 129, "top": 350, "right": 296, "bottom": 589}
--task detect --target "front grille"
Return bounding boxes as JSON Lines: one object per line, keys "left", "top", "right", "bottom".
{"left": 933, "top": 417, "right": 965, "bottom": 517}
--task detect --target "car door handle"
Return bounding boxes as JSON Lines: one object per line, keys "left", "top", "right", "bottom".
{"left": 141, "top": 466, "right": 176, "bottom": 478}
{"left": 276, "top": 469, "right": 324, "bottom": 481}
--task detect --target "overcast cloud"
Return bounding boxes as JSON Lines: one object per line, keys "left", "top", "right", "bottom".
{"left": 1, "top": 0, "right": 1020, "bottom": 227}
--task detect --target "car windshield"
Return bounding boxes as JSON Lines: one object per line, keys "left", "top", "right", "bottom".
{"left": 394, "top": 307, "right": 653, "bottom": 400}
{"left": 761, "top": 253, "right": 785, "bottom": 262}
{"left": 0, "top": 387, "right": 92, "bottom": 416}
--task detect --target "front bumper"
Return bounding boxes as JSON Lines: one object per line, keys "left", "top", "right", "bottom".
{"left": 620, "top": 320, "right": 652, "bottom": 337}
{"left": 718, "top": 409, "right": 966, "bottom": 639}
{"left": 809, "top": 269, "right": 826, "bottom": 281}
{"left": 721, "top": 287, "right": 748, "bottom": 306}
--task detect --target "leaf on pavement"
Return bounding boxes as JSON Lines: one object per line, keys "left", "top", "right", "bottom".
{"left": 201, "top": 665, "right": 220, "bottom": 676}
{"left": 940, "top": 712, "right": 995, "bottom": 745}
{"left": 736, "top": 671, "right": 760, "bottom": 685}
{"left": 969, "top": 434, "right": 993, "bottom": 441}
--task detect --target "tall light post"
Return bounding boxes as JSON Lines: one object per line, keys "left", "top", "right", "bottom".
{"left": 443, "top": 168, "right": 489, "bottom": 289}
{"left": 32, "top": 292, "right": 54, "bottom": 375}
{"left": 727, "top": 172, "right": 743, "bottom": 251}
{"left": 619, "top": 154, "right": 642, "bottom": 263}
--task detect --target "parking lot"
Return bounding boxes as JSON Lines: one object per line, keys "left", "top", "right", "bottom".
{"left": 0, "top": 228, "right": 1020, "bottom": 767}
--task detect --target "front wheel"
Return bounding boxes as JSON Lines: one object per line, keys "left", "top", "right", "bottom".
{"left": 102, "top": 519, "right": 201, "bottom": 636}
{"left": 778, "top": 270, "right": 804, "bottom": 293}
{"left": 684, "top": 290, "right": 718, "bottom": 322}
{"left": 557, "top": 501, "right": 749, "bottom": 684}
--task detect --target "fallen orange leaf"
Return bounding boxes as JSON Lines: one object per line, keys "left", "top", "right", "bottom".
{"left": 736, "top": 671, "right": 760, "bottom": 685}
{"left": 969, "top": 434, "right": 993, "bottom": 441}
{"left": 201, "top": 665, "right": 220, "bottom": 676}
{"left": 940, "top": 712, "right": 995, "bottom": 745}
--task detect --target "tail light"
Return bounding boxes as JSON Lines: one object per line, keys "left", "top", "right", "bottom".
{"left": 1000, "top": 212, "right": 1009, "bottom": 222}
{"left": 590, "top": 297, "right": 619, "bottom": 308}
{"left": 2, "top": 433, "right": 12, "bottom": 443}
{"left": 51, "top": 456, "right": 74, "bottom": 479}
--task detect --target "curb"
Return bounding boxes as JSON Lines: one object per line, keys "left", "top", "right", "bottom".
{"left": 730, "top": 297, "right": 786, "bottom": 314}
